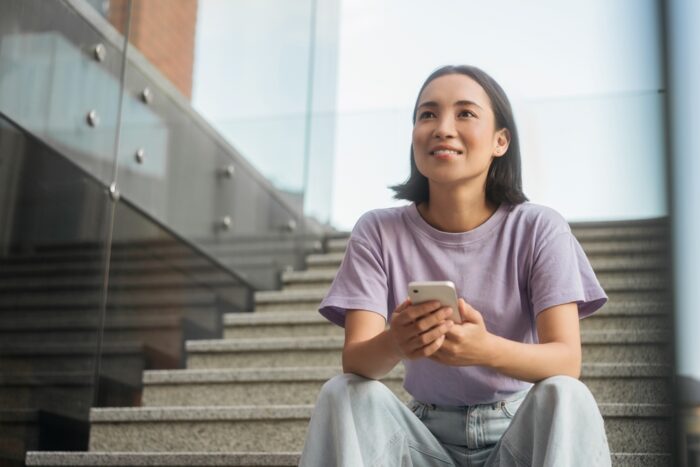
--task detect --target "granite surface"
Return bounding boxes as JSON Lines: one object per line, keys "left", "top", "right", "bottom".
{"left": 254, "top": 289, "right": 326, "bottom": 303}
{"left": 186, "top": 336, "right": 344, "bottom": 352}
{"left": 583, "top": 343, "right": 669, "bottom": 364}
{"left": 89, "top": 419, "right": 309, "bottom": 452}
{"left": 223, "top": 312, "right": 326, "bottom": 325}
{"left": 223, "top": 323, "right": 342, "bottom": 339}
{"left": 90, "top": 405, "right": 314, "bottom": 423}
{"left": 26, "top": 452, "right": 301, "bottom": 466}
{"left": 187, "top": 350, "right": 341, "bottom": 370}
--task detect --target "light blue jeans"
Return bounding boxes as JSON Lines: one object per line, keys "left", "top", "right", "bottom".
{"left": 299, "top": 373, "right": 611, "bottom": 467}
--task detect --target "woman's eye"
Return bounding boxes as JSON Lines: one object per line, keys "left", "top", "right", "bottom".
{"left": 459, "top": 110, "right": 475, "bottom": 118}
{"left": 418, "top": 111, "right": 435, "bottom": 119}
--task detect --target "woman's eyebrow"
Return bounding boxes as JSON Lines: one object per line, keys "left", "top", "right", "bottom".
{"left": 418, "top": 100, "right": 484, "bottom": 110}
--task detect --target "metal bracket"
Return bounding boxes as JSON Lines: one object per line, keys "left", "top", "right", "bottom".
{"left": 108, "top": 182, "right": 120, "bottom": 202}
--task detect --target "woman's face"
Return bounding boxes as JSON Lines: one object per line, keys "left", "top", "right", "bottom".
{"left": 412, "top": 73, "right": 509, "bottom": 192}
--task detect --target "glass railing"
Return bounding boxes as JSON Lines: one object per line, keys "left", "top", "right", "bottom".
{"left": 0, "top": 115, "right": 112, "bottom": 464}
{"left": 0, "top": 0, "right": 335, "bottom": 463}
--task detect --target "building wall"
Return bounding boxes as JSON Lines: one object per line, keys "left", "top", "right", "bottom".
{"left": 109, "top": 0, "right": 198, "bottom": 99}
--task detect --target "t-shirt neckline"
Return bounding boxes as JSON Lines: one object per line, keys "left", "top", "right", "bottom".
{"left": 406, "top": 202, "right": 510, "bottom": 245}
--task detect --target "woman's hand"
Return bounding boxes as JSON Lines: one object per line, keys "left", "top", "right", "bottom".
{"left": 429, "top": 299, "right": 495, "bottom": 367}
{"left": 388, "top": 298, "right": 454, "bottom": 360}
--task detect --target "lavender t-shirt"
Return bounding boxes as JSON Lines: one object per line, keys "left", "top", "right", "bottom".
{"left": 319, "top": 202, "right": 608, "bottom": 406}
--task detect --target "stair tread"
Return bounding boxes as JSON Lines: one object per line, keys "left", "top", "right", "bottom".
{"left": 0, "top": 314, "right": 181, "bottom": 331}
{"left": 0, "top": 341, "right": 146, "bottom": 355}
{"left": 0, "top": 371, "right": 94, "bottom": 385}
{"left": 90, "top": 405, "right": 316, "bottom": 422}
{"left": 25, "top": 451, "right": 301, "bottom": 466}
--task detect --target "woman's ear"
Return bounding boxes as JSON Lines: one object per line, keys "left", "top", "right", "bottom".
{"left": 493, "top": 128, "right": 511, "bottom": 157}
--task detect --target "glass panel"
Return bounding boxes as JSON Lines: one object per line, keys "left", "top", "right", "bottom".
{"left": 96, "top": 197, "right": 253, "bottom": 406}
{"left": 0, "top": 1, "right": 130, "bottom": 463}
{"left": 190, "top": 0, "right": 313, "bottom": 197}
{"left": 111, "top": 0, "right": 329, "bottom": 291}
{"left": 0, "top": 0, "right": 130, "bottom": 186}
{"left": 0, "top": 115, "right": 112, "bottom": 464}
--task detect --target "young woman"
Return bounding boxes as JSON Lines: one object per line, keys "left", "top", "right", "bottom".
{"left": 300, "top": 65, "right": 611, "bottom": 467}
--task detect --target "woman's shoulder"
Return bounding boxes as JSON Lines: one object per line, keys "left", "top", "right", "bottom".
{"left": 507, "top": 202, "right": 572, "bottom": 237}
{"left": 350, "top": 204, "right": 412, "bottom": 243}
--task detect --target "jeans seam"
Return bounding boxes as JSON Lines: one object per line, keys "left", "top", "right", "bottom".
{"left": 406, "top": 439, "right": 455, "bottom": 465}
{"left": 500, "top": 438, "right": 531, "bottom": 467}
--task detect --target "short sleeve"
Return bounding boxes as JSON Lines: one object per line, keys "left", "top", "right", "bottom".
{"left": 529, "top": 231, "right": 608, "bottom": 319}
{"left": 318, "top": 218, "right": 389, "bottom": 327}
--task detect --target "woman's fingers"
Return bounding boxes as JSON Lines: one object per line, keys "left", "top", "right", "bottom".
{"left": 405, "top": 320, "right": 452, "bottom": 353}
{"left": 390, "top": 301, "right": 454, "bottom": 359}
{"left": 408, "top": 333, "right": 446, "bottom": 358}
{"left": 414, "top": 306, "right": 452, "bottom": 332}
{"left": 399, "top": 300, "right": 443, "bottom": 324}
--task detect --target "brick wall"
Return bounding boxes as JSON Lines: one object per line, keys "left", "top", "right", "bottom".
{"left": 109, "top": 0, "right": 198, "bottom": 100}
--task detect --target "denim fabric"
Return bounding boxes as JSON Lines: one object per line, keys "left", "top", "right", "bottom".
{"left": 299, "top": 374, "right": 611, "bottom": 467}
{"left": 407, "top": 389, "right": 530, "bottom": 466}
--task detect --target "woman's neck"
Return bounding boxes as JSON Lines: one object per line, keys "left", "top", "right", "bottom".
{"left": 417, "top": 189, "right": 498, "bottom": 233}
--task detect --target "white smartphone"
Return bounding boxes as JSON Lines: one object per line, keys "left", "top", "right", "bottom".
{"left": 408, "top": 281, "right": 461, "bottom": 324}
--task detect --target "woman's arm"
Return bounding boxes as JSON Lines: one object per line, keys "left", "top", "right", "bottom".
{"left": 430, "top": 300, "right": 581, "bottom": 383}
{"left": 488, "top": 302, "right": 582, "bottom": 382}
{"left": 343, "top": 300, "right": 455, "bottom": 379}
{"left": 342, "top": 311, "right": 401, "bottom": 379}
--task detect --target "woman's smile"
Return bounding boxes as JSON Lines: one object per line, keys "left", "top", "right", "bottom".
{"left": 430, "top": 145, "right": 464, "bottom": 159}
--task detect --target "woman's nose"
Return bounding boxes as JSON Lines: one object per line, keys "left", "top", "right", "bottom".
{"left": 433, "top": 116, "right": 456, "bottom": 138}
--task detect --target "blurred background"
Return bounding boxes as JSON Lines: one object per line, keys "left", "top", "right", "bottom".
{"left": 0, "top": 0, "right": 698, "bottom": 465}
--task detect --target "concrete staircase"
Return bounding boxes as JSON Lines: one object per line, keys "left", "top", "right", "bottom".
{"left": 25, "top": 220, "right": 674, "bottom": 466}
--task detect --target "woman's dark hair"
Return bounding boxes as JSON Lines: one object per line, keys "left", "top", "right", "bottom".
{"left": 390, "top": 65, "right": 528, "bottom": 205}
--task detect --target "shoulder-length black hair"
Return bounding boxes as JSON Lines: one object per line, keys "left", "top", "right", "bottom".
{"left": 390, "top": 65, "right": 528, "bottom": 205}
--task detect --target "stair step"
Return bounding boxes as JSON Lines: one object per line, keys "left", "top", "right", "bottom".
{"left": 23, "top": 451, "right": 674, "bottom": 466}
{"left": 0, "top": 238, "right": 321, "bottom": 266}
{"left": 140, "top": 363, "right": 671, "bottom": 407}
{"left": 223, "top": 312, "right": 343, "bottom": 339}
{"left": 0, "top": 292, "right": 222, "bottom": 311}
{"left": 0, "top": 342, "right": 151, "bottom": 381}
{"left": 0, "top": 372, "right": 95, "bottom": 418}
{"left": 253, "top": 289, "right": 327, "bottom": 312}
{"left": 141, "top": 367, "right": 405, "bottom": 407}
{"left": 0, "top": 256, "right": 267, "bottom": 279}
{"left": 81, "top": 403, "right": 670, "bottom": 454}
{"left": 25, "top": 452, "right": 302, "bottom": 466}
{"left": 0, "top": 308, "right": 206, "bottom": 327}
{"left": 185, "top": 331, "right": 672, "bottom": 369}
{"left": 87, "top": 405, "right": 313, "bottom": 452}
{"left": 0, "top": 313, "right": 184, "bottom": 346}
{"left": 0, "top": 313, "right": 182, "bottom": 331}
{"left": 0, "top": 273, "right": 234, "bottom": 293}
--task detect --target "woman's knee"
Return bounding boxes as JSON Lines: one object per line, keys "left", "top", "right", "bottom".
{"left": 533, "top": 375, "right": 597, "bottom": 407}
{"left": 318, "top": 373, "right": 394, "bottom": 405}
